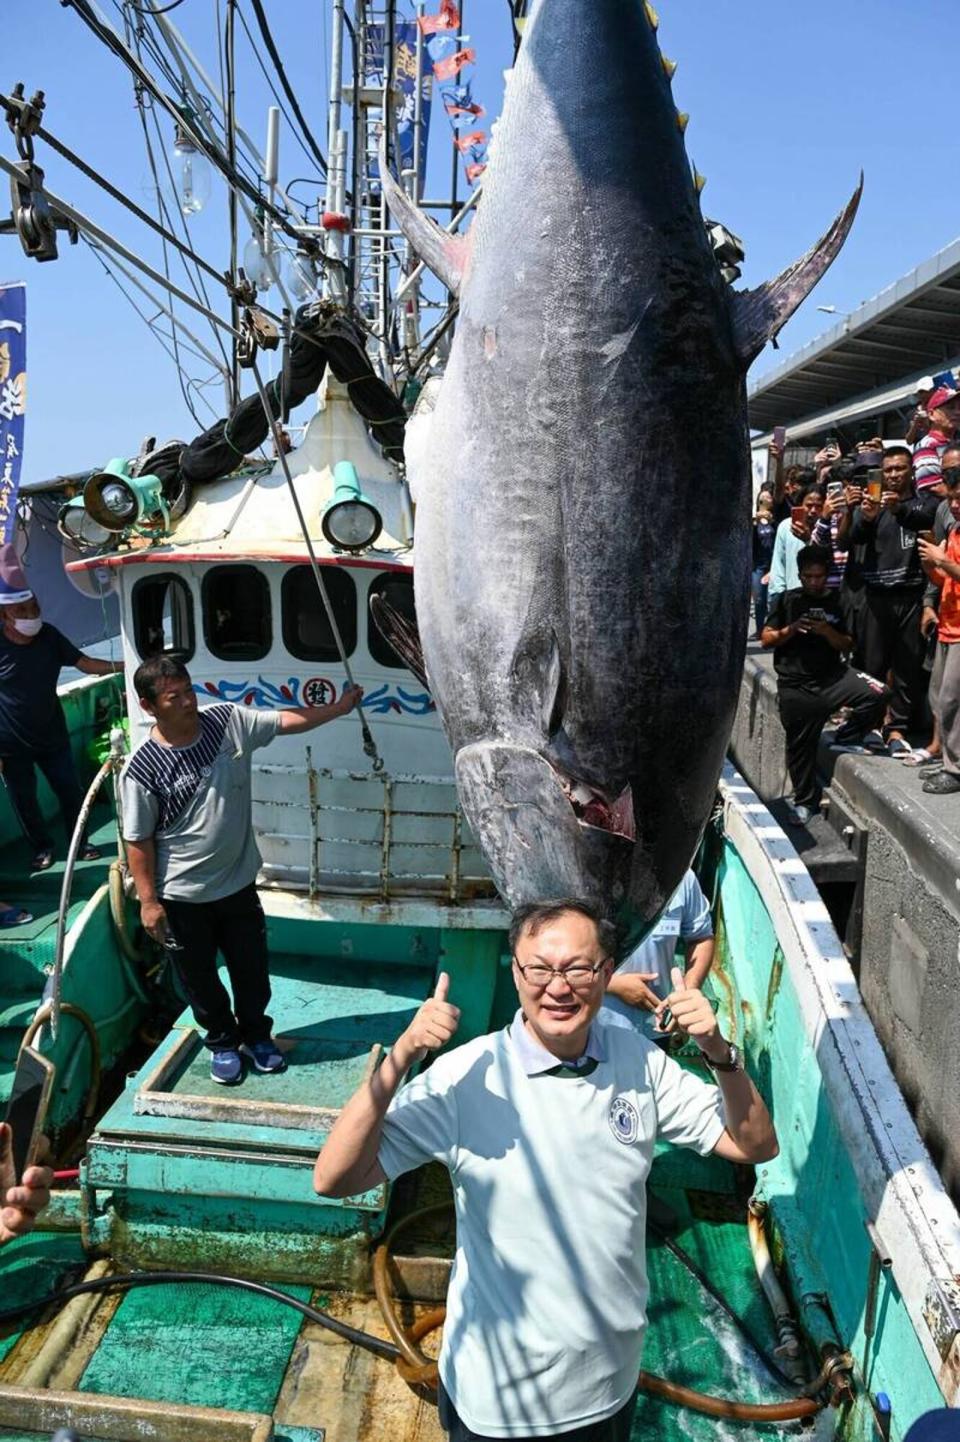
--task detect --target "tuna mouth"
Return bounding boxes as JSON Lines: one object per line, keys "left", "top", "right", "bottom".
{"left": 553, "top": 767, "right": 636, "bottom": 842}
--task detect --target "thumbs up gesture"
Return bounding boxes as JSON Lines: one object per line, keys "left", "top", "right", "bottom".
{"left": 397, "top": 971, "right": 461, "bottom": 1067}
{"left": 655, "top": 967, "right": 720, "bottom": 1052}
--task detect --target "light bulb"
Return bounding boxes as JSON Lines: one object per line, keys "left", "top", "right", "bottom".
{"left": 283, "top": 250, "right": 318, "bottom": 301}
{"left": 243, "top": 234, "right": 277, "bottom": 293}
{"left": 171, "top": 127, "right": 211, "bottom": 216}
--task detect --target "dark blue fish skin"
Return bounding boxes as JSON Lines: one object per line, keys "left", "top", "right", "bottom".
{"left": 390, "top": 0, "right": 857, "bottom": 926}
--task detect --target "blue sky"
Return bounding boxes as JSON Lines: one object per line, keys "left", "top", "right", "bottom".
{"left": 4, "top": 0, "right": 958, "bottom": 486}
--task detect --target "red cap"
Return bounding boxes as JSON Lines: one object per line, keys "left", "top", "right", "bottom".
{"left": 927, "top": 384, "right": 960, "bottom": 412}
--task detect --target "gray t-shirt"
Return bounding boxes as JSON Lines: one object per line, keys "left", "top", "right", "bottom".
{"left": 120, "top": 703, "right": 280, "bottom": 902}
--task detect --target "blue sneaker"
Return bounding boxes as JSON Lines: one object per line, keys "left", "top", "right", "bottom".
{"left": 210, "top": 1048, "right": 244, "bottom": 1085}
{"left": 242, "top": 1039, "right": 286, "bottom": 1074}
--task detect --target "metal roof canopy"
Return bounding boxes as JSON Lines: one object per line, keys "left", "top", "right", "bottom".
{"left": 748, "top": 235, "right": 960, "bottom": 439}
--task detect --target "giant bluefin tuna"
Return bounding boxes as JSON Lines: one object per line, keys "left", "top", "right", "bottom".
{"left": 379, "top": 0, "right": 860, "bottom": 922}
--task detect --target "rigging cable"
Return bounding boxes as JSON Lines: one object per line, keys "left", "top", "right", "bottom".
{"left": 223, "top": 0, "right": 240, "bottom": 404}
{"left": 234, "top": 2, "right": 326, "bottom": 182}
{"left": 126, "top": 9, "right": 234, "bottom": 369}
{"left": 61, "top": 0, "right": 308, "bottom": 246}
{"left": 245, "top": 0, "right": 328, "bottom": 177}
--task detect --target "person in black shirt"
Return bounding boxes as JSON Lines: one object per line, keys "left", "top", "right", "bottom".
{"left": 0, "top": 546, "right": 124, "bottom": 871}
{"left": 846, "top": 446, "right": 939, "bottom": 754}
{"left": 762, "top": 547, "right": 888, "bottom": 826}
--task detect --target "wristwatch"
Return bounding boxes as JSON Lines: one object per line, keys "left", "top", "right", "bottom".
{"left": 701, "top": 1040, "right": 742, "bottom": 1074}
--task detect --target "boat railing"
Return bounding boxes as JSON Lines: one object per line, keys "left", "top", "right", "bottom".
{"left": 254, "top": 755, "right": 496, "bottom": 903}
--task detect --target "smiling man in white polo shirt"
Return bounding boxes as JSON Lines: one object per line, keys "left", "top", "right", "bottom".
{"left": 314, "top": 899, "right": 778, "bottom": 1441}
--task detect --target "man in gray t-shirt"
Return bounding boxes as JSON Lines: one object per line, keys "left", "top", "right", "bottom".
{"left": 121, "top": 655, "right": 361, "bottom": 1085}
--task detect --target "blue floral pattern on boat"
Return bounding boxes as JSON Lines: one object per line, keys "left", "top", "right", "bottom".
{"left": 194, "top": 676, "right": 435, "bottom": 715}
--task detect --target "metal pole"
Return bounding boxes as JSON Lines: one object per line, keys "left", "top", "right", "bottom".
{"left": 449, "top": 0, "right": 462, "bottom": 232}
{"left": 224, "top": 0, "right": 239, "bottom": 405}
{"left": 413, "top": 4, "right": 425, "bottom": 205}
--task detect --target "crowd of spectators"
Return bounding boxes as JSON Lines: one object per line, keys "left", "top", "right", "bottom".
{"left": 753, "top": 374, "right": 960, "bottom": 826}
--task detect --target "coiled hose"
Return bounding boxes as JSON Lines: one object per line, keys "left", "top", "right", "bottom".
{"left": 372, "top": 1203, "right": 826, "bottom": 1422}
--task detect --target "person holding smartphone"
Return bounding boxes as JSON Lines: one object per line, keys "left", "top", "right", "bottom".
{"left": 0, "top": 1122, "right": 53, "bottom": 1245}
{"left": 918, "top": 459, "right": 960, "bottom": 795}
{"left": 768, "top": 484, "right": 824, "bottom": 598}
{"left": 761, "top": 547, "right": 888, "bottom": 826}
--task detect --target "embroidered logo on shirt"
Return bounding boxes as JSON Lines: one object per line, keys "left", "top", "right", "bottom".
{"left": 608, "top": 1095, "right": 639, "bottom": 1145}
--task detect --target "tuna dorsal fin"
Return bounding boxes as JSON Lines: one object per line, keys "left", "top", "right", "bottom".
{"left": 378, "top": 134, "right": 469, "bottom": 296}
{"left": 369, "top": 592, "right": 429, "bottom": 691}
{"left": 729, "top": 175, "right": 863, "bottom": 367}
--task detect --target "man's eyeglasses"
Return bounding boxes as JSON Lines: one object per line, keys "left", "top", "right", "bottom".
{"left": 514, "top": 960, "right": 607, "bottom": 988}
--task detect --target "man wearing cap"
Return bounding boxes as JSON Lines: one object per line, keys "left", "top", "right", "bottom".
{"left": 314, "top": 899, "right": 778, "bottom": 1442}
{"left": 913, "top": 381, "right": 960, "bottom": 495}
{"left": 0, "top": 544, "right": 124, "bottom": 871}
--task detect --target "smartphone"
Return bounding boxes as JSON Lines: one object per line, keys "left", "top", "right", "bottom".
{"left": 806, "top": 607, "right": 828, "bottom": 622}
{"left": 919, "top": 530, "right": 935, "bottom": 544}
{"left": 773, "top": 425, "right": 787, "bottom": 450}
{"left": 859, "top": 449, "right": 884, "bottom": 470}
{"left": 3, "top": 1047, "right": 55, "bottom": 1186}
{"left": 791, "top": 506, "right": 807, "bottom": 526}
{"left": 825, "top": 434, "right": 840, "bottom": 450}
{"left": 866, "top": 472, "right": 883, "bottom": 503}
{"left": 827, "top": 480, "right": 845, "bottom": 500}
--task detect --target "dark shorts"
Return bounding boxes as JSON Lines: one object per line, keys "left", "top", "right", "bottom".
{"left": 437, "top": 1381, "right": 639, "bottom": 1442}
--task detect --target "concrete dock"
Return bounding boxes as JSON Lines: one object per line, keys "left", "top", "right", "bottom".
{"left": 731, "top": 641, "right": 960, "bottom": 1205}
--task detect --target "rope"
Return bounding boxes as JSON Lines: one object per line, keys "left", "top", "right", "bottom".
{"left": 249, "top": 356, "right": 386, "bottom": 774}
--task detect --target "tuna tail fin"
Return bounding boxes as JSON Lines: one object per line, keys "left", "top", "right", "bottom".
{"left": 378, "top": 133, "right": 469, "bottom": 296}
{"left": 369, "top": 592, "right": 429, "bottom": 691}
{"left": 730, "top": 175, "right": 863, "bottom": 367}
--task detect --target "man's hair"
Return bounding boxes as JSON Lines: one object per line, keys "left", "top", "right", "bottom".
{"left": 509, "top": 899, "right": 617, "bottom": 960}
{"left": 794, "top": 466, "right": 817, "bottom": 489}
{"left": 883, "top": 445, "right": 913, "bottom": 465}
{"left": 802, "top": 483, "right": 826, "bottom": 501}
{"left": 942, "top": 442, "right": 960, "bottom": 465}
{"left": 797, "top": 545, "right": 832, "bottom": 573}
{"left": 133, "top": 654, "right": 191, "bottom": 704}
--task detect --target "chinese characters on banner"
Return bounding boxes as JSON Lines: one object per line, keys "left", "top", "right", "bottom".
{"left": 0, "top": 283, "right": 26, "bottom": 546}
{"left": 393, "top": 21, "right": 434, "bottom": 179}
{"left": 420, "top": 2, "right": 489, "bottom": 186}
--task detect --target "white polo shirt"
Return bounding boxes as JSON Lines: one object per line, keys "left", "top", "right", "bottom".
{"left": 602, "top": 870, "right": 714, "bottom": 1038}
{"left": 378, "top": 1011, "right": 725, "bottom": 1437}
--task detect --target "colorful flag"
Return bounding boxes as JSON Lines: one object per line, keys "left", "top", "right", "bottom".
{"left": 0, "top": 283, "right": 26, "bottom": 546}
{"left": 465, "top": 162, "right": 487, "bottom": 184}
{"left": 455, "top": 129, "right": 486, "bottom": 153}
{"left": 418, "top": 0, "right": 460, "bottom": 37}
{"left": 393, "top": 22, "right": 433, "bottom": 176}
{"left": 432, "top": 48, "right": 475, "bottom": 82}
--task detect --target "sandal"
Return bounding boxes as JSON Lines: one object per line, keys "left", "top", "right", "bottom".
{"left": 0, "top": 905, "right": 33, "bottom": 929}
{"left": 886, "top": 736, "right": 913, "bottom": 757}
{"left": 30, "top": 848, "right": 55, "bottom": 872}
{"left": 900, "top": 748, "right": 936, "bottom": 767}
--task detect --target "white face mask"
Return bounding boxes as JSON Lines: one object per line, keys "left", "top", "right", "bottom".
{"left": 11, "top": 617, "right": 42, "bottom": 637}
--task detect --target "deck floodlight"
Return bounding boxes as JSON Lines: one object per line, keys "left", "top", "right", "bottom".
{"left": 321, "top": 461, "right": 382, "bottom": 552}
{"left": 57, "top": 494, "right": 112, "bottom": 550}
{"left": 84, "top": 458, "right": 170, "bottom": 534}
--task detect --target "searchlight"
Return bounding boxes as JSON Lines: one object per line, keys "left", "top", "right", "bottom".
{"left": 321, "top": 461, "right": 382, "bottom": 552}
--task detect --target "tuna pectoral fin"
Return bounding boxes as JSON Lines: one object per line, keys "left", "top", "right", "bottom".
{"left": 378, "top": 134, "right": 469, "bottom": 296}
{"left": 455, "top": 742, "right": 632, "bottom": 910}
{"left": 369, "top": 593, "right": 429, "bottom": 690}
{"left": 730, "top": 175, "right": 863, "bottom": 366}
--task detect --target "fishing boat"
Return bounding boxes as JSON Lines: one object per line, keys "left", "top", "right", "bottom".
{"left": 2, "top": 3, "right": 959, "bottom": 1440}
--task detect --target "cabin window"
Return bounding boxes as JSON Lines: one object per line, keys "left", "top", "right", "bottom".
{"left": 368, "top": 573, "right": 417, "bottom": 669}
{"left": 202, "top": 565, "right": 272, "bottom": 662}
{"left": 131, "top": 574, "right": 195, "bottom": 660}
{"left": 281, "top": 566, "right": 357, "bottom": 661}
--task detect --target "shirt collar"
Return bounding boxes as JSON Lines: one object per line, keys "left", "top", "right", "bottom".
{"left": 508, "top": 1008, "right": 607, "bottom": 1076}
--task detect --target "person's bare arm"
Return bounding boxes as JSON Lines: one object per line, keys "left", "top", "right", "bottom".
{"left": 657, "top": 968, "right": 778, "bottom": 1164}
{"left": 76, "top": 655, "right": 124, "bottom": 676}
{"left": 278, "top": 685, "right": 363, "bottom": 735}
{"left": 125, "top": 837, "right": 167, "bottom": 942}
{"left": 314, "top": 974, "right": 460, "bottom": 1198}
{"left": 919, "top": 539, "right": 960, "bottom": 583}
{"left": 683, "top": 936, "right": 714, "bottom": 991}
